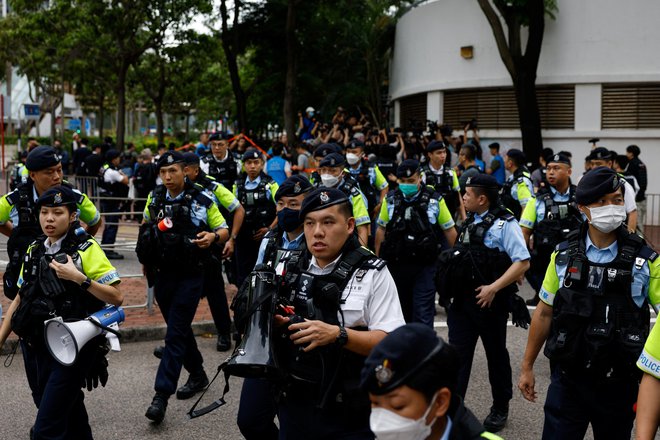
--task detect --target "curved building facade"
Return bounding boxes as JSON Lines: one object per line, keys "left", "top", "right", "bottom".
{"left": 390, "top": 0, "right": 660, "bottom": 196}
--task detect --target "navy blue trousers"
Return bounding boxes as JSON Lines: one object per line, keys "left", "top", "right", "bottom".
{"left": 389, "top": 263, "right": 437, "bottom": 327}
{"left": 153, "top": 270, "right": 205, "bottom": 396}
{"left": 100, "top": 200, "right": 119, "bottom": 246}
{"left": 21, "top": 340, "right": 93, "bottom": 440}
{"left": 237, "top": 378, "right": 279, "bottom": 440}
{"left": 278, "top": 398, "right": 373, "bottom": 440}
{"left": 542, "top": 366, "right": 637, "bottom": 440}
{"left": 447, "top": 300, "right": 512, "bottom": 409}
{"left": 204, "top": 257, "right": 232, "bottom": 335}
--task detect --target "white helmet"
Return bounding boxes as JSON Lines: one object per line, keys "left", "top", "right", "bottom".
{"left": 306, "top": 106, "right": 315, "bottom": 114}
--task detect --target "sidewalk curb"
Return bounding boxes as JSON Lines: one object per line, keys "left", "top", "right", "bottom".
{"left": 1, "top": 321, "right": 217, "bottom": 355}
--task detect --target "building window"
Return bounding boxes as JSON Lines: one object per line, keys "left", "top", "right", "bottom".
{"left": 399, "top": 93, "right": 427, "bottom": 131}
{"left": 442, "top": 86, "right": 575, "bottom": 130}
{"left": 602, "top": 84, "right": 660, "bottom": 129}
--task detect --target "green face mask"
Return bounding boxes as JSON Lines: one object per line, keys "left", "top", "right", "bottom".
{"left": 398, "top": 183, "right": 419, "bottom": 197}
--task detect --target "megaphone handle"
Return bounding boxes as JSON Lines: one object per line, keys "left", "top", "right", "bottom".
{"left": 88, "top": 318, "right": 121, "bottom": 338}
{"left": 187, "top": 360, "right": 231, "bottom": 419}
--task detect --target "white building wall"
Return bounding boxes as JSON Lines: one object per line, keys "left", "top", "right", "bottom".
{"left": 390, "top": 0, "right": 660, "bottom": 195}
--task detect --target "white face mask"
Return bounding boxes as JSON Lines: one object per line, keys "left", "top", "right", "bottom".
{"left": 346, "top": 153, "right": 361, "bottom": 165}
{"left": 320, "top": 173, "right": 339, "bottom": 188}
{"left": 370, "top": 394, "right": 438, "bottom": 440}
{"left": 587, "top": 204, "right": 626, "bottom": 233}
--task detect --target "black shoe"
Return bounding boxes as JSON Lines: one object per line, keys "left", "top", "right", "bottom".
{"left": 217, "top": 334, "right": 231, "bottom": 352}
{"left": 104, "top": 250, "right": 124, "bottom": 260}
{"left": 145, "top": 393, "right": 168, "bottom": 423}
{"left": 176, "top": 372, "right": 209, "bottom": 400}
{"left": 526, "top": 296, "right": 540, "bottom": 306}
{"left": 483, "top": 405, "right": 508, "bottom": 433}
{"left": 153, "top": 345, "right": 164, "bottom": 359}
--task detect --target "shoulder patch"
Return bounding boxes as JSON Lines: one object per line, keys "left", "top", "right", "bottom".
{"left": 639, "top": 245, "right": 658, "bottom": 262}
{"left": 502, "top": 212, "right": 515, "bottom": 222}
{"left": 78, "top": 240, "right": 93, "bottom": 252}
{"left": 362, "top": 257, "right": 387, "bottom": 271}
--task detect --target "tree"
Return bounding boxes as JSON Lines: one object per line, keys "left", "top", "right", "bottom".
{"left": 477, "top": 0, "right": 557, "bottom": 160}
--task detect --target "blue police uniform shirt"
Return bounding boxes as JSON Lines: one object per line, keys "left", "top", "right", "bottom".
{"left": 520, "top": 185, "right": 571, "bottom": 229}
{"left": 440, "top": 417, "right": 453, "bottom": 440}
{"left": 9, "top": 186, "right": 101, "bottom": 226}
{"left": 539, "top": 234, "right": 650, "bottom": 308}
{"left": 144, "top": 189, "right": 227, "bottom": 229}
{"left": 244, "top": 175, "right": 274, "bottom": 201}
{"left": 255, "top": 231, "right": 305, "bottom": 266}
{"left": 506, "top": 172, "right": 534, "bottom": 203}
{"left": 348, "top": 164, "right": 375, "bottom": 186}
{"left": 471, "top": 210, "right": 530, "bottom": 262}
{"left": 383, "top": 189, "right": 452, "bottom": 229}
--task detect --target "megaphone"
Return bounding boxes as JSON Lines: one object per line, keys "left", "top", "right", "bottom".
{"left": 44, "top": 305, "right": 125, "bottom": 366}
{"left": 225, "top": 265, "right": 282, "bottom": 379}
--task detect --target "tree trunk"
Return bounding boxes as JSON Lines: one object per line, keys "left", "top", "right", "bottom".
{"left": 50, "top": 97, "right": 56, "bottom": 144}
{"left": 185, "top": 111, "right": 190, "bottom": 139}
{"left": 116, "top": 61, "right": 128, "bottom": 149}
{"left": 220, "top": 0, "right": 247, "bottom": 132}
{"left": 98, "top": 93, "right": 105, "bottom": 139}
{"left": 155, "top": 100, "right": 164, "bottom": 146}
{"left": 512, "top": 66, "right": 543, "bottom": 162}
{"left": 282, "top": 0, "right": 297, "bottom": 147}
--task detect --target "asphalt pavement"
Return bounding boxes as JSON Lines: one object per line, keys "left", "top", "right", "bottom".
{"left": 0, "top": 224, "right": 658, "bottom": 439}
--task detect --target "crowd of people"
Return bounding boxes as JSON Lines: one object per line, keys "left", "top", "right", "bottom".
{"left": 0, "top": 107, "right": 658, "bottom": 440}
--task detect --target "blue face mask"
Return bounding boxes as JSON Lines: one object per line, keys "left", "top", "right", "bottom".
{"left": 277, "top": 207, "right": 303, "bottom": 232}
{"left": 398, "top": 183, "right": 419, "bottom": 197}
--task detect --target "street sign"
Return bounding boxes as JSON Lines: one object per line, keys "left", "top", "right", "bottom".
{"left": 85, "top": 118, "right": 91, "bottom": 135}
{"left": 24, "top": 104, "right": 40, "bottom": 120}
{"left": 68, "top": 119, "right": 81, "bottom": 132}
{"left": 2, "top": 95, "right": 10, "bottom": 120}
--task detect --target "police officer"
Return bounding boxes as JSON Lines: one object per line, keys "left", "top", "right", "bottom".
{"left": 236, "top": 175, "right": 312, "bottom": 440}
{"left": 519, "top": 153, "right": 582, "bottom": 306}
{"left": 589, "top": 147, "right": 638, "bottom": 232}
{"left": 636, "top": 319, "right": 660, "bottom": 439}
{"left": 233, "top": 148, "right": 279, "bottom": 287}
{"left": 309, "top": 143, "right": 342, "bottom": 186}
{"left": 138, "top": 151, "right": 229, "bottom": 423}
{"left": 518, "top": 167, "right": 660, "bottom": 440}
{"left": 421, "top": 140, "right": 467, "bottom": 221}
{"left": 316, "top": 152, "right": 371, "bottom": 245}
{"left": 500, "top": 148, "right": 534, "bottom": 219}
{"left": 375, "top": 159, "right": 457, "bottom": 327}
{"left": 360, "top": 323, "right": 503, "bottom": 440}
{"left": 0, "top": 185, "right": 123, "bottom": 439}
{"left": 184, "top": 152, "right": 246, "bottom": 350}
{"left": 440, "top": 174, "right": 530, "bottom": 433}
{"left": 0, "top": 146, "right": 102, "bottom": 300}
{"left": 99, "top": 149, "right": 129, "bottom": 259}
{"left": 9, "top": 150, "right": 28, "bottom": 190}
{"left": 273, "top": 187, "right": 405, "bottom": 439}
{"left": 345, "top": 140, "right": 389, "bottom": 219}
{"left": 200, "top": 132, "right": 240, "bottom": 189}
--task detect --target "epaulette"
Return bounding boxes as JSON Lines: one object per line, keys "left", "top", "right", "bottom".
{"left": 362, "top": 256, "right": 387, "bottom": 271}
{"left": 78, "top": 240, "right": 93, "bottom": 252}
{"left": 501, "top": 212, "right": 515, "bottom": 222}
{"left": 556, "top": 240, "right": 570, "bottom": 253}
{"left": 639, "top": 245, "right": 658, "bottom": 262}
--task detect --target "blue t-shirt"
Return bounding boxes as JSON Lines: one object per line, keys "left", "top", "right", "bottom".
{"left": 266, "top": 156, "right": 289, "bottom": 185}
{"left": 491, "top": 155, "right": 506, "bottom": 184}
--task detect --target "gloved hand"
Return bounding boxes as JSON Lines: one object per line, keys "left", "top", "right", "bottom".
{"left": 82, "top": 340, "right": 110, "bottom": 391}
{"left": 510, "top": 293, "right": 531, "bottom": 329}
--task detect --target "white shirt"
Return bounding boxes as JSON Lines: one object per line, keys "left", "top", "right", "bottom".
{"left": 103, "top": 167, "right": 125, "bottom": 184}
{"left": 307, "top": 254, "right": 405, "bottom": 333}
{"left": 622, "top": 179, "right": 637, "bottom": 214}
{"left": 43, "top": 236, "right": 66, "bottom": 255}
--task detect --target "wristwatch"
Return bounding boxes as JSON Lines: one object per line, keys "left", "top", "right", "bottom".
{"left": 80, "top": 277, "right": 92, "bottom": 291}
{"left": 213, "top": 232, "right": 221, "bottom": 242}
{"left": 335, "top": 326, "right": 348, "bottom": 347}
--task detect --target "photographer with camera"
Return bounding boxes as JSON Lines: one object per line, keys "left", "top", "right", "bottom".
{"left": 273, "top": 187, "right": 405, "bottom": 439}
{"left": 298, "top": 107, "right": 319, "bottom": 142}
{"left": 0, "top": 185, "right": 123, "bottom": 439}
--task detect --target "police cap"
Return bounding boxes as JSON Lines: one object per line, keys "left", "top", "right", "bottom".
{"left": 208, "top": 132, "right": 228, "bottom": 142}
{"left": 546, "top": 153, "right": 571, "bottom": 167}
{"left": 318, "top": 152, "right": 346, "bottom": 168}
{"left": 346, "top": 140, "right": 366, "bottom": 151}
{"left": 36, "top": 185, "right": 77, "bottom": 209}
{"left": 589, "top": 147, "right": 613, "bottom": 161}
{"left": 313, "top": 143, "right": 341, "bottom": 159}
{"left": 182, "top": 152, "right": 200, "bottom": 166}
{"left": 426, "top": 140, "right": 446, "bottom": 153}
{"left": 360, "top": 323, "right": 459, "bottom": 396}
{"left": 465, "top": 173, "right": 499, "bottom": 189}
{"left": 105, "top": 149, "right": 121, "bottom": 162}
{"left": 299, "top": 187, "right": 349, "bottom": 219}
{"left": 156, "top": 151, "right": 185, "bottom": 170}
{"left": 242, "top": 149, "right": 262, "bottom": 162}
{"left": 275, "top": 175, "right": 312, "bottom": 201}
{"left": 396, "top": 159, "right": 420, "bottom": 178}
{"left": 576, "top": 166, "right": 623, "bottom": 206}
{"left": 26, "top": 146, "right": 61, "bottom": 171}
